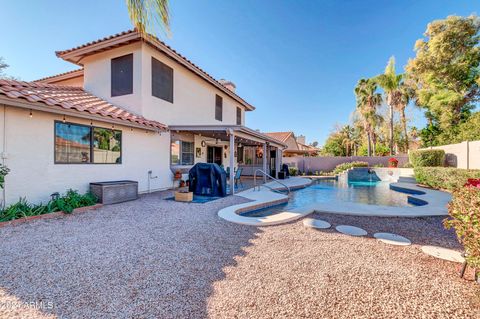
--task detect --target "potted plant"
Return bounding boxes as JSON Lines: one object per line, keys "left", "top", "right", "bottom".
{"left": 388, "top": 158, "right": 399, "bottom": 168}
{"left": 174, "top": 170, "right": 182, "bottom": 180}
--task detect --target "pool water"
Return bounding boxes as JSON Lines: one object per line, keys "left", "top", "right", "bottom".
{"left": 241, "top": 179, "right": 413, "bottom": 217}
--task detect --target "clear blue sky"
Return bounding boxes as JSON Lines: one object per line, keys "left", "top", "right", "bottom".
{"left": 1, "top": 1, "right": 478, "bottom": 145}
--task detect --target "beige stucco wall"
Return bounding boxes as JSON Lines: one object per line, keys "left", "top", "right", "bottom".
{"left": 83, "top": 43, "right": 144, "bottom": 115}
{"left": 48, "top": 75, "right": 84, "bottom": 87}
{"left": 82, "top": 42, "right": 245, "bottom": 126}
{"left": 0, "top": 106, "right": 172, "bottom": 205}
{"left": 418, "top": 140, "right": 480, "bottom": 169}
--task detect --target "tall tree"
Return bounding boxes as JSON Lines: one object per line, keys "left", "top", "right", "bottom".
{"left": 375, "top": 56, "right": 403, "bottom": 155}
{"left": 0, "top": 57, "right": 8, "bottom": 78}
{"left": 340, "top": 125, "right": 355, "bottom": 156}
{"left": 354, "top": 78, "right": 383, "bottom": 156}
{"left": 126, "top": 0, "right": 170, "bottom": 36}
{"left": 406, "top": 15, "right": 480, "bottom": 145}
{"left": 398, "top": 85, "right": 414, "bottom": 151}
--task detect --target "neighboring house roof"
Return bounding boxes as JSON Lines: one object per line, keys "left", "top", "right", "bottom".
{"left": 263, "top": 132, "right": 294, "bottom": 143}
{"left": 36, "top": 68, "right": 84, "bottom": 84}
{"left": 55, "top": 30, "right": 255, "bottom": 111}
{"left": 0, "top": 79, "right": 168, "bottom": 131}
{"left": 297, "top": 142, "right": 319, "bottom": 153}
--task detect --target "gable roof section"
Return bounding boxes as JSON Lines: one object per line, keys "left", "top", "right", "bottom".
{"left": 0, "top": 79, "right": 167, "bottom": 131}
{"left": 263, "top": 132, "right": 294, "bottom": 143}
{"left": 55, "top": 30, "right": 255, "bottom": 111}
{"left": 36, "top": 68, "right": 84, "bottom": 84}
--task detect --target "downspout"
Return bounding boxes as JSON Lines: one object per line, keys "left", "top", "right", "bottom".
{"left": 2, "top": 105, "right": 6, "bottom": 208}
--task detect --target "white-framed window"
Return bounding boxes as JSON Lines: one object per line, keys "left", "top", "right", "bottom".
{"left": 171, "top": 140, "right": 194, "bottom": 165}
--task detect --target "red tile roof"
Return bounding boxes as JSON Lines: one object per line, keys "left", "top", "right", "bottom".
{"left": 263, "top": 132, "right": 294, "bottom": 143}
{"left": 0, "top": 79, "right": 167, "bottom": 131}
{"left": 36, "top": 68, "right": 84, "bottom": 84}
{"left": 55, "top": 30, "right": 255, "bottom": 111}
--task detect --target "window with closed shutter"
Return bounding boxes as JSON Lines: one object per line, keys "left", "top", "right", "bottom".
{"left": 215, "top": 95, "right": 223, "bottom": 121}
{"left": 236, "top": 107, "right": 242, "bottom": 125}
{"left": 111, "top": 54, "right": 133, "bottom": 97}
{"left": 152, "top": 57, "right": 174, "bottom": 103}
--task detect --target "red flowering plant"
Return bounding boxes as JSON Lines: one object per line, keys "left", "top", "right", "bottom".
{"left": 445, "top": 177, "right": 480, "bottom": 280}
{"left": 465, "top": 178, "right": 480, "bottom": 188}
{"left": 388, "top": 158, "right": 398, "bottom": 168}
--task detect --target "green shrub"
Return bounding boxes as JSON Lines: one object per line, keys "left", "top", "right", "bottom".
{"left": 288, "top": 167, "right": 298, "bottom": 176}
{"left": 444, "top": 186, "right": 480, "bottom": 272}
{"left": 333, "top": 161, "right": 369, "bottom": 175}
{"left": 54, "top": 189, "right": 97, "bottom": 213}
{"left": 0, "top": 190, "right": 97, "bottom": 221}
{"left": 414, "top": 167, "right": 480, "bottom": 191}
{"left": 402, "top": 162, "right": 414, "bottom": 168}
{"left": 409, "top": 149, "right": 445, "bottom": 167}
{"left": 0, "top": 164, "right": 10, "bottom": 189}
{"left": 0, "top": 198, "right": 54, "bottom": 222}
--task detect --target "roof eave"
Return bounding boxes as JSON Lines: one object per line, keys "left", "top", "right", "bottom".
{"left": 0, "top": 96, "right": 168, "bottom": 132}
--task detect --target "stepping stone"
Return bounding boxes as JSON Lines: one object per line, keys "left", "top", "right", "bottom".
{"left": 303, "top": 218, "right": 331, "bottom": 229}
{"left": 335, "top": 225, "right": 367, "bottom": 236}
{"left": 421, "top": 245, "right": 465, "bottom": 263}
{"left": 374, "top": 232, "right": 411, "bottom": 246}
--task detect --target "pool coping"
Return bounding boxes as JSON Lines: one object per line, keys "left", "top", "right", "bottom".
{"left": 218, "top": 178, "right": 451, "bottom": 226}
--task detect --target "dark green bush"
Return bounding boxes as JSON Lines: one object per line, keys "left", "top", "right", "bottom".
{"left": 333, "top": 161, "right": 369, "bottom": 175}
{"left": 409, "top": 149, "right": 445, "bottom": 167}
{"left": 0, "top": 190, "right": 97, "bottom": 222}
{"left": 288, "top": 167, "right": 298, "bottom": 176}
{"left": 54, "top": 189, "right": 97, "bottom": 214}
{"left": 444, "top": 186, "right": 480, "bottom": 271}
{"left": 414, "top": 167, "right": 480, "bottom": 191}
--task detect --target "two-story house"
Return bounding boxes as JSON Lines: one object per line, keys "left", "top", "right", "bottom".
{"left": 0, "top": 30, "right": 286, "bottom": 205}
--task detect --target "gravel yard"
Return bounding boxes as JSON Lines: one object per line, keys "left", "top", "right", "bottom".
{"left": 0, "top": 191, "right": 479, "bottom": 319}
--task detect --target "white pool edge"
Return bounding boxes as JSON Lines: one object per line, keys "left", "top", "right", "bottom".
{"left": 218, "top": 178, "right": 451, "bottom": 226}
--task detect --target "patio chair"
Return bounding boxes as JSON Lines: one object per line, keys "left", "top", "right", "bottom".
{"left": 234, "top": 167, "right": 244, "bottom": 189}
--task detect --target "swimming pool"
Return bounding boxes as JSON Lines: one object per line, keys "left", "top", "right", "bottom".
{"left": 241, "top": 179, "right": 415, "bottom": 217}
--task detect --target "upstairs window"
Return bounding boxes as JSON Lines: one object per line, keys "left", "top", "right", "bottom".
{"left": 215, "top": 95, "right": 223, "bottom": 121}
{"left": 236, "top": 107, "right": 242, "bottom": 125}
{"left": 152, "top": 57, "right": 174, "bottom": 103}
{"left": 111, "top": 54, "right": 133, "bottom": 97}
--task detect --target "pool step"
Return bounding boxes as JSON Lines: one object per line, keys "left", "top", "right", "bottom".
{"left": 398, "top": 176, "right": 416, "bottom": 183}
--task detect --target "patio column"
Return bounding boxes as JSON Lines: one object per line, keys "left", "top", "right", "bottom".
{"left": 229, "top": 131, "right": 235, "bottom": 195}
{"left": 275, "top": 148, "right": 281, "bottom": 179}
{"left": 263, "top": 143, "right": 267, "bottom": 182}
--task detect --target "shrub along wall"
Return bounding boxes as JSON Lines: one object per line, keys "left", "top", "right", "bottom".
{"left": 414, "top": 167, "right": 480, "bottom": 191}
{"left": 445, "top": 181, "right": 480, "bottom": 275}
{"left": 333, "top": 161, "right": 369, "bottom": 174}
{"left": 0, "top": 190, "right": 97, "bottom": 222}
{"left": 409, "top": 150, "right": 445, "bottom": 167}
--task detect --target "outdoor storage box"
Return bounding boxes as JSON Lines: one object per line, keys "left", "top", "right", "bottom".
{"left": 90, "top": 180, "right": 138, "bottom": 204}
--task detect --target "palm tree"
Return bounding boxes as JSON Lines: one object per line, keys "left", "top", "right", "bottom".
{"left": 126, "top": 0, "right": 170, "bottom": 36}
{"left": 397, "top": 84, "right": 415, "bottom": 152}
{"left": 375, "top": 56, "right": 403, "bottom": 156}
{"left": 340, "top": 125, "right": 355, "bottom": 156}
{"left": 354, "top": 78, "right": 383, "bottom": 156}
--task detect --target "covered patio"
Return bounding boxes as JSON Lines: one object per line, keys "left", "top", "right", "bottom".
{"left": 169, "top": 125, "right": 287, "bottom": 194}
